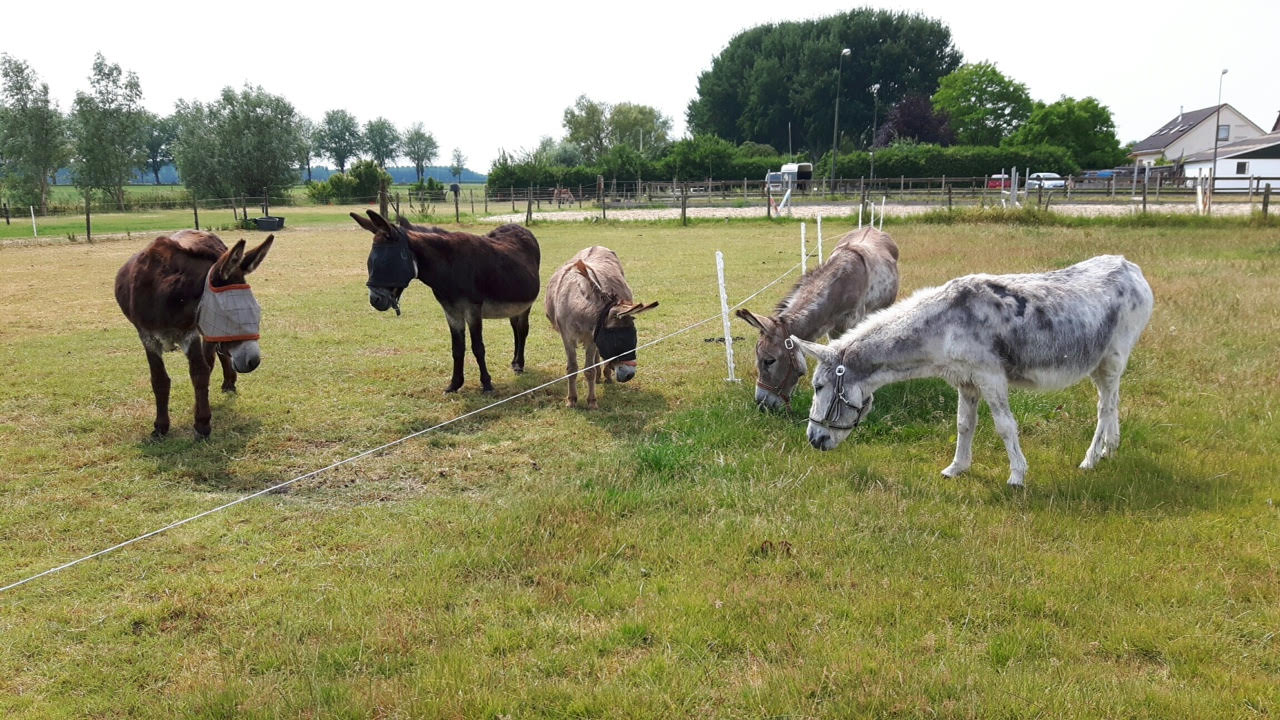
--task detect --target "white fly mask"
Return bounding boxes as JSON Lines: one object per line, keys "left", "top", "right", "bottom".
{"left": 197, "top": 269, "right": 261, "bottom": 343}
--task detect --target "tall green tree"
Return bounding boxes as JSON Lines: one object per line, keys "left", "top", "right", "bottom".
{"left": 0, "top": 54, "right": 69, "bottom": 212}
{"left": 173, "top": 84, "right": 304, "bottom": 200}
{"left": 363, "top": 117, "right": 400, "bottom": 168}
{"left": 931, "top": 61, "right": 1032, "bottom": 146}
{"left": 562, "top": 96, "right": 610, "bottom": 164}
{"left": 402, "top": 122, "right": 438, "bottom": 182}
{"left": 141, "top": 111, "right": 177, "bottom": 185}
{"left": 296, "top": 116, "right": 316, "bottom": 182}
{"left": 449, "top": 148, "right": 466, "bottom": 182}
{"left": 315, "top": 109, "right": 363, "bottom": 172}
{"left": 686, "top": 9, "right": 961, "bottom": 153}
{"left": 1004, "top": 96, "right": 1126, "bottom": 169}
{"left": 70, "top": 53, "right": 147, "bottom": 209}
{"left": 563, "top": 96, "right": 673, "bottom": 164}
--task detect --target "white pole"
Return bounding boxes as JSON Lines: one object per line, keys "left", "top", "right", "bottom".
{"left": 880, "top": 196, "right": 886, "bottom": 230}
{"left": 816, "top": 215, "right": 823, "bottom": 265}
{"left": 869, "top": 202, "right": 875, "bottom": 229}
{"left": 800, "top": 222, "right": 807, "bottom": 275}
{"left": 715, "top": 251, "right": 738, "bottom": 383}
{"left": 30, "top": 206, "right": 37, "bottom": 238}
{"left": 858, "top": 203, "right": 863, "bottom": 229}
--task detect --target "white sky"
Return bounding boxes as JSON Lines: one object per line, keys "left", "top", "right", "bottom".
{"left": 6, "top": 0, "right": 1275, "bottom": 173}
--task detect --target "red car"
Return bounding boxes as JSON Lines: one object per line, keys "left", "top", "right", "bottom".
{"left": 987, "top": 173, "right": 1011, "bottom": 189}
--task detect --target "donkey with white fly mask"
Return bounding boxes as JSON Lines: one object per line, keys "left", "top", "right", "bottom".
{"left": 793, "top": 255, "right": 1153, "bottom": 487}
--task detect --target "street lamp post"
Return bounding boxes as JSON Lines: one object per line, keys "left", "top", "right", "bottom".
{"left": 869, "top": 83, "right": 881, "bottom": 182}
{"left": 829, "top": 47, "right": 851, "bottom": 195}
{"left": 1208, "top": 68, "right": 1228, "bottom": 214}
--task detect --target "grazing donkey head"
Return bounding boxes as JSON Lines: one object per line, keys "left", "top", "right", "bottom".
{"left": 574, "top": 260, "right": 658, "bottom": 383}
{"left": 735, "top": 308, "right": 808, "bottom": 410}
{"left": 202, "top": 236, "right": 273, "bottom": 374}
{"left": 352, "top": 210, "right": 416, "bottom": 315}
{"left": 791, "top": 336, "right": 875, "bottom": 451}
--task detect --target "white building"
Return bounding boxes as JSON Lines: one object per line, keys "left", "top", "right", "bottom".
{"left": 1180, "top": 132, "right": 1280, "bottom": 191}
{"left": 1129, "top": 104, "right": 1265, "bottom": 167}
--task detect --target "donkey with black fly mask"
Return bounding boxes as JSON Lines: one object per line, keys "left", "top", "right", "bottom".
{"left": 353, "top": 211, "right": 540, "bottom": 393}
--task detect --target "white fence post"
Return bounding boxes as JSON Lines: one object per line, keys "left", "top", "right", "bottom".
{"left": 800, "top": 222, "right": 807, "bottom": 275}
{"left": 880, "top": 196, "right": 886, "bottom": 230}
{"left": 30, "top": 206, "right": 37, "bottom": 238}
{"left": 858, "top": 203, "right": 863, "bottom": 229}
{"left": 816, "top": 215, "right": 823, "bottom": 265}
{"left": 715, "top": 251, "right": 738, "bottom": 383}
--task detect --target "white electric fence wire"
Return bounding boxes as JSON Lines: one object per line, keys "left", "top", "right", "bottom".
{"left": 1, "top": 258, "right": 804, "bottom": 595}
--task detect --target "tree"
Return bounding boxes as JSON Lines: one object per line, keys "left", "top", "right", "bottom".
{"left": 449, "top": 148, "right": 466, "bottom": 182}
{"left": 686, "top": 9, "right": 961, "bottom": 153}
{"left": 608, "top": 102, "right": 672, "bottom": 157}
{"left": 563, "top": 95, "right": 609, "bottom": 164}
{"left": 661, "top": 134, "right": 737, "bottom": 181}
{"left": 0, "top": 54, "right": 68, "bottom": 213}
{"left": 315, "top": 109, "right": 363, "bottom": 172}
{"left": 931, "top": 61, "right": 1032, "bottom": 146}
{"left": 363, "top": 117, "right": 400, "bottom": 168}
{"left": 70, "top": 53, "right": 148, "bottom": 210}
{"left": 874, "top": 94, "right": 954, "bottom": 147}
{"left": 141, "top": 112, "right": 177, "bottom": 185}
{"left": 296, "top": 116, "right": 316, "bottom": 182}
{"left": 173, "top": 84, "right": 305, "bottom": 200}
{"left": 402, "top": 122, "right": 438, "bottom": 182}
{"left": 1004, "top": 96, "right": 1127, "bottom": 169}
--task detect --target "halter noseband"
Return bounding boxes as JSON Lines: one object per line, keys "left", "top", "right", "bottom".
{"left": 755, "top": 336, "right": 805, "bottom": 403}
{"left": 809, "top": 364, "right": 864, "bottom": 432}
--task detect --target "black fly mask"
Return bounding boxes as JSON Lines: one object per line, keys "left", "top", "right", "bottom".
{"left": 594, "top": 304, "right": 637, "bottom": 364}
{"left": 367, "top": 230, "right": 416, "bottom": 315}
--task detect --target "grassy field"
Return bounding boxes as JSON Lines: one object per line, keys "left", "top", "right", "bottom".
{"left": 1, "top": 217, "right": 1278, "bottom": 718}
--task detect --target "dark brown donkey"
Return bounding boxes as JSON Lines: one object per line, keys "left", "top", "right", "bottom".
{"left": 736, "top": 227, "right": 899, "bottom": 411}
{"left": 352, "top": 210, "right": 540, "bottom": 393}
{"left": 115, "top": 230, "right": 274, "bottom": 437}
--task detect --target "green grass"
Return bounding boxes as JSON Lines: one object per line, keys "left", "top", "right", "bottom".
{"left": 1, "top": 219, "right": 1278, "bottom": 718}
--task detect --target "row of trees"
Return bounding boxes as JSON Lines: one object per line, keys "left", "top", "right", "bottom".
{"left": 0, "top": 52, "right": 465, "bottom": 213}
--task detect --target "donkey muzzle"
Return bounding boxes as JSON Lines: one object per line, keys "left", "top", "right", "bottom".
{"left": 231, "top": 341, "right": 261, "bottom": 374}
{"left": 369, "top": 287, "right": 403, "bottom": 315}
{"left": 614, "top": 361, "right": 636, "bottom": 383}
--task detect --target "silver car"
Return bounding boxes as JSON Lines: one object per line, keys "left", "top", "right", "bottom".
{"left": 1025, "top": 172, "right": 1066, "bottom": 189}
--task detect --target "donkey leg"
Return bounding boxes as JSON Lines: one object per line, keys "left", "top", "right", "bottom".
{"left": 562, "top": 336, "right": 579, "bottom": 407}
{"left": 942, "top": 384, "right": 980, "bottom": 478}
{"left": 214, "top": 343, "right": 238, "bottom": 393}
{"left": 445, "top": 314, "right": 466, "bottom": 393}
{"left": 584, "top": 342, "right": 600, "bottom": 410}
{"left": 978, "top": 379, "right": 1027, "bottom": 487}
{"left": 1081, "top": 353, "right": 1126, "bottom": 469}
{"left": 184, "top": 341, "right": 214, "bottom": 438}
{"left": 144, "top": 348, "right": 171, "bottom": 437}
{"left": 510, "top": 310, "right": 530, "bottom": 373}
{"left": 468, "top": 314, "right": 493, "bottom": 393}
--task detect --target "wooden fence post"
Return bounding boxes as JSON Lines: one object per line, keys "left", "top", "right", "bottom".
{"left": 525, "top": 185, "right": 533, "bottom": 224}
{"left": 681, "top": 183, "right": 688, "bottom": 226}
{"left": 4, "top": 202, "right": 11, "bottom": 225}
{"left": 1142, "top": 180, "right": 1148, "bottom": 213}
{"left": 947, "top": 183, "right": 953, "bottom": 211}
{"left": 1263, "top": 184, "right": 1271, "bottom": 219}
{"left": 511, "top": 186, "right": 516, "bottom": 213}
{"left": 192, "top": 194, "right": 199, "bottom": 229}
{"left": 85, "top": 193, "right": 92, "bottom": 243}
{"left": 470, "top": 189, "right": 475, "bottom": 216}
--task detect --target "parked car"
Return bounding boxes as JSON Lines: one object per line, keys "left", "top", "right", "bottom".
{"left": 987, "top": 173, "right": 1011, "bottom": 189}
{"left": 1025, "top": 172, "right": 1065, "bottom": 189}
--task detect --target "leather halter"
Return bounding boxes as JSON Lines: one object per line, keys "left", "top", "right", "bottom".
{"left": 755, "top": 336, "right": 805, "bottom": 403}
{"left": 808, "top": 364, "right": 864, "bottom": 431}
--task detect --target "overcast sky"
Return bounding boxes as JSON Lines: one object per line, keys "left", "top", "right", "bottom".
{"left": 5, "top": 1, "right": 1275, "bottom": 173}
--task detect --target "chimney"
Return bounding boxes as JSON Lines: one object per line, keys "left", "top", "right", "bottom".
{"left": 1272, "top": 110, "right": 1280, "bottom": 134}
{"left": 1177, "top": 105, "right": 1183, "bottom": 123}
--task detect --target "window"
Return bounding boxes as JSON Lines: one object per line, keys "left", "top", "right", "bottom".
{"left": 1236, "top": 161, "right": 1249, "bottom": 175}
{"left": 1217, "top": 124, "right": 1230, "bottom": 142}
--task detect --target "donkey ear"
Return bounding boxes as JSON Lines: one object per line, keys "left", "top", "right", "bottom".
{"left": 365, "top": 209, "right": 393, "bottom": 232}
{"left": 240, "top": 234, "right": 274, "bottom": 275}
{"left": 735, "top": 308, "right": 769, "bottom": 332}
{"left": 791, "top": 335, "right": 837, "bottom": 366}
{"left": 214, "top": 239, "right": 247, "bottom": 281}
{"left": 350, "top": 212, "right": 376, "bottom": 232}
{"left": 573, "top": 260, "right": 604, "bottom": 293}
{"left": 618, "top": 301, "right": 658, "bottom": 317}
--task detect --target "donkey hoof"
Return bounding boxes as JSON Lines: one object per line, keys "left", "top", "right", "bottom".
{"left": 1006, "top": 477, "right": 1025, "bottom": 489}
{"left": 194, "top": 426, "right": 212, "bottom": 440}
{"left": 564, "top": 397, "right": 577, "bottom": 408}
{"left": 586, "top": 399, "right": 599, "bottom": 410}
{"left": 444, "top": 382, "right": 462, "bottom": 394}
{"left": 221, "top": 384, "right": 237, "bottom": 394}
{"left": 481, "top": 385, "right": 496, "bottom": 394}
{"left": 941, "top": 463, "right": 969, "bottom": 478}
{"left": 511, "top": 362, "right": 525, "bottom": 374}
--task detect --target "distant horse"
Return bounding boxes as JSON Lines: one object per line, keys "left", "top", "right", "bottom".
{"left": 793, "top": 255, "right": 1154, "bottom": 487}
{"left": 736, "top": 227, "right": 898, "bottom": 410}
{"left": 545, "top": 246, "right": 658, "bottom": 408}
{"left": 352, "top": 210, "right": 540, "bottom": 393}
{"left": 115, "top": 230, "right": 274, "bottom": 437}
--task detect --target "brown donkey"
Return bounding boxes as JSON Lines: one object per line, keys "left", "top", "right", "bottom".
{"left": 736, "top": 227, "right": 898, "bottom": 410}
{"left": 115, "top": 230, "right": 274, "bottom": 437}
{"left": 352, "top": 210, "right": 540, "bottom": 393}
